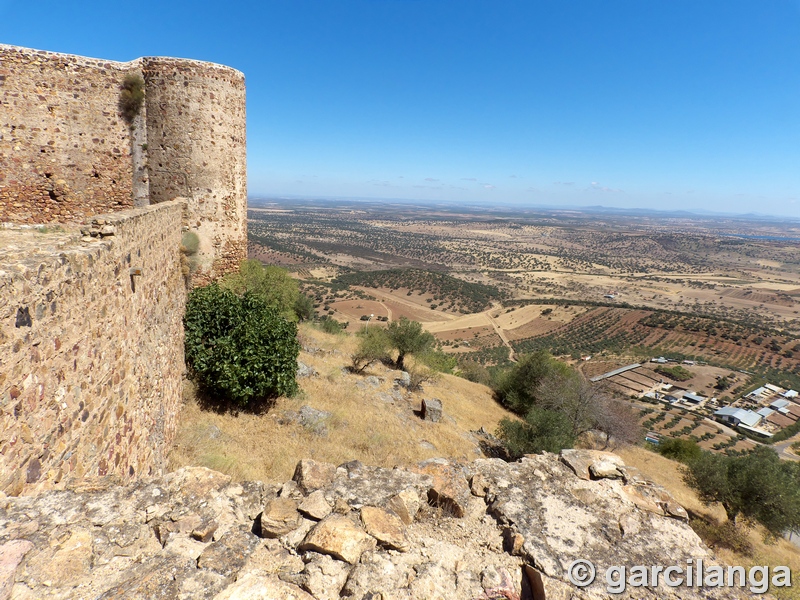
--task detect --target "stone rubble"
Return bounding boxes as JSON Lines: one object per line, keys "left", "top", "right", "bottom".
{"left": 0, "top": 450, "right": 760, "bottom": 599}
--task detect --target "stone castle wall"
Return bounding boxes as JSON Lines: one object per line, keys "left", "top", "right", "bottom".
{"left": 0, "top": 46, "right": 136, "bottom": 221}
{"left": 0, "top": 201, "right": 187, "bottom": 495}
{"left": 0, "top": 45, "right": 249, "bottom": 494}
{"left": 0, "top": 44, "right": 247, "bottom": 283}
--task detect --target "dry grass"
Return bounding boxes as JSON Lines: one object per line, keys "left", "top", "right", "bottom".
{"left": 617, "top": 445, "right": 800, "bottom": 598}
{"left": 169, "top": 323, "right": 516, "bottom": 485}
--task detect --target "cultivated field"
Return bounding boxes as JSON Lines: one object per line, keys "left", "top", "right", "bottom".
{"left": 249, "top": 200, "right": 800, "bottom": 385}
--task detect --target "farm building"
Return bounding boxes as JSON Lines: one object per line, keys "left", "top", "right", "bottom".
{"left": 714, "top": 406, "right": 762, "bottom": 428}
{"left": 680, "top": 392, "right": 707, "bottom": 406}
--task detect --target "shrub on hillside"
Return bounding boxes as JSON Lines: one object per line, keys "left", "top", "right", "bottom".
{"left": 350, "top": 327, "right": 391, "bottom": 373}
{"left": 220, "top": 259, "right": 302, "bottom": 321}
{"left": 184, "top": 283, "right": 299, "bottom": 409}
{"left": 496, "top": 407, "right": 576, "bottom": 458}
{"left": 387, "top": 317, "right": 435, "bottom": 371}
{"left": 657, "top": 438, "right": 702, "bottom": 464}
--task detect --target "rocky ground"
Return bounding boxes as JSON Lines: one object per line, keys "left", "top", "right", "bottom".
{"left": 0, "top": 450, "right": 761, "bottom": 599}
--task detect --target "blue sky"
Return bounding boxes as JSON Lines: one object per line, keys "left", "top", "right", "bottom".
{"left": 2, "top": 1, "right": 799, "bottom": 217}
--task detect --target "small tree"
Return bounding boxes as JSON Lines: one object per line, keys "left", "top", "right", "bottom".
{"left": 184, "top": 283, "right": 300, "bottom": 409}
{"left": 684, "top": 446, "right": 800, "bottom": 536}
{"left": 386, "top": 317, "right": 435, "bottom": 371}
{"left": 221, "top": 259, "right": 301, "bottom": 321}
{"left": 497, "top": 407, "right": 576, "bottom": 458}
{"left": 351, "top": 327, "right": 391, "bottom": 373}
{"left": 495, "top": 350, "right": 572, "bottom": 414}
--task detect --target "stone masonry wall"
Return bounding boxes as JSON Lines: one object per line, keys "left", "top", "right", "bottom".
{"left": 0, "top": 44, "right": 247, "bottom": 283}
{"left": 0, "top": 200, "right": 186, "bottom": 495}
{"left": 0, "top": 45, "right": 136, "bottom": 222}
{"left": 143, "top": 58, "right": 247, "bottom": 284}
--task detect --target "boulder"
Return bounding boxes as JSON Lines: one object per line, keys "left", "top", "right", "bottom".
{"left": 298, "top": 490, "right": 333, "bottom": 521}
{"left": 412, "top": 459, "right": 471, "bottom": 517}
{"left": 560, "top": 449, "right": 624, "bottom": 480}
{"left": 293, "top": 459, "right": 337, "bottom": 494}
{"left": 360, "top": 506, "right": 409, "bottom": 551}
{"left": 298, "top": 514, "right": 376, "bottom": 564}
{"left": 260, "top": 497, "right": 302, "bottom": 538}
{"left": 421, "top": 398, "right": 442, "bottom": 422}
{"left": 384, "top": 488, "right": 422, "bottom": 525}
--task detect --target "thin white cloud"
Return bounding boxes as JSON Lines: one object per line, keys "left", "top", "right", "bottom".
{"left": 424, "top": 177, "right": 440, "bottom": 182}
{"left": 590, "top": 181, "right": 622, "bottom": 193}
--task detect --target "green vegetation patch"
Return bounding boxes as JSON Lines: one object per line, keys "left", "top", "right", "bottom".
{"left": 655, "top": 364, "right": 694, "bottom": 382}
{"left": 334, "top": 268, "right": 506, "bottom": 313}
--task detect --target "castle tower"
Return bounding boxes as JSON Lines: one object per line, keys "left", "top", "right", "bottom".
{"left": 141, "top": 57, "right": 247, "bottom": 284}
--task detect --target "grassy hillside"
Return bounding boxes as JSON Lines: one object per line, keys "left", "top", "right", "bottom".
{"left": 169, "top": 322, "right": 518, "bottom": 483}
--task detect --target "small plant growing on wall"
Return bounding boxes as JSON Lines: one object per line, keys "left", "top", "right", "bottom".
{"left": 180, "top": 231, "right": 201, "bottom": 284}
{"left": 119, "top": 73, "right": 145, "bottom": 124}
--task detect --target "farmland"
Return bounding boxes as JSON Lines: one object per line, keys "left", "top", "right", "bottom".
{"left": 248, "top": 200, "right": 800, "bottom": 380}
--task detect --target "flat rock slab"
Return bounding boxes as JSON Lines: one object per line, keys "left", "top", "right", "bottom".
{"left": 475, "top": 455, "right": 707, "bottom": 599}
{"left": 197, "top": 528, "right": 261, "bottom": 577}
{"left": 293, "top": 459, "right": 337, "bottom": 494}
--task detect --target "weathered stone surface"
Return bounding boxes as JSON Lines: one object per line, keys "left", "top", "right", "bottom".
{"left": 412, "top": 459, "right": 472, "bottom": 517}
{"left": 293, "top": 459, "right": 337, "bottom": 494}
{"left": 298, "top": 514, "right": 376, "bottom": 564}
{"left": 328, "top": 461, "right": 432, "bottom": 509}
{"left": 560, "top": 449, "right": 625, "bottom": 480}
{"left": 298, "top": 490, "right": 332, "bottom": 521}
{"left": 287, "top": 552, "right": 350, "bottom": 600}
{"left": 260, "top": 497, "right": 302, "bottom": 538}
{"left": 421, "top": 398, "right": 443, "bottom": 422}
{"left": 197, "top": 528, "right": 260, "bottom": 577}
{"left": 475, "top": 454, "right": 708, "bottom": 599}
{"left": 360, "top": 506, "right": 409, "bottom": 551}
{"left": 213, "top": 573, "right": 315, "bottom": 600}
{"left": 384, "top": 488, "right": 422, "bottom": 525}
{"left": 0, "top": 539, "right": 33, "bottom": 598}
{"left": 0, "top": 456, "right": 751, "bottom": 600}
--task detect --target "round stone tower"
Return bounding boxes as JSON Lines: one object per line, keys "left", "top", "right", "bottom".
{"left": 141, "top": 57, "right": 247, "bottom": 284}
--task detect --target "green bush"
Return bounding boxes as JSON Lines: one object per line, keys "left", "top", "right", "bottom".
{"left": 417, "top": 348, "right": 457, "bottom": 374}
{"left": 184, "top": 283, "right": 299, "bottom": 409}
{"left": 351, "top": 327, "right": 391, "bottom": 373}
{"left": 497, "top": 407, "right": 575, "bottom": 458}
{"left": 318, "top": 316, "right": 345, "bottom": 334}
{"left": 657, "top": 438, "right": 702, "bottom": 464}
{"left": 689, "top": 518, "right": 753, "bottom": 556}
{"left": 221, "top": 259, "right": 302, "bottom": 322}
{"left": 387, "top": 317, "right": 435, "bottom": 371}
